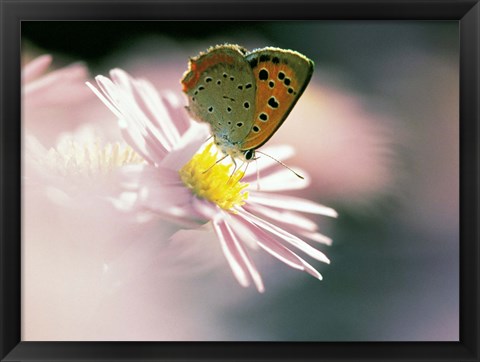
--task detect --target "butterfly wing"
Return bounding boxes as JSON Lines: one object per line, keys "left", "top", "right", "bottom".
{"left": 181, "top": 44, "right": 257, "bottom": 144}
{"left": 241, "top": 47, "right": 314, "bottom": 151}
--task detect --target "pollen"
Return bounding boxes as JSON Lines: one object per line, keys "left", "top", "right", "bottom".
{"left": 179, "top": 143, "right": 249, "bottom": 211}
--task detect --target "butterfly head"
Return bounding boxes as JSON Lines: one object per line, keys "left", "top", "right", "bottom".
{"left": 213, "top": 135, "right": 256, "bottom": 163}
{"left": 243, "top": 149, "right": 256, "bottom": 162}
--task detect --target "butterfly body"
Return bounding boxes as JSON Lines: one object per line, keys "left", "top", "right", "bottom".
{"left": 182, "top": 44, "right": 314, "bottom": 162}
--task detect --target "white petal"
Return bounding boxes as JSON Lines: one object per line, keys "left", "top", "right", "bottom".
{"left": 248, "top": 193, "right": 338, "bottom": 217}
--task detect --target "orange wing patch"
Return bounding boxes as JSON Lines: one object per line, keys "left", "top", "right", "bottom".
{"left": 181, "top": 45, "right": 245, "bottom": 93}
{"left": 241, "top": 62, "right": 304, "bottom": 150}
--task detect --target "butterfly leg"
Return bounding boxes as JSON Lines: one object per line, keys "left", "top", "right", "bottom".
{"left": 227, "top": 156, "right": 238, "bottom": 184}
{"left": 204, "top": 135, "right": 214, "bottom": 143}
{"left": 202, "top": 154, "right": 228, "bottom": 174}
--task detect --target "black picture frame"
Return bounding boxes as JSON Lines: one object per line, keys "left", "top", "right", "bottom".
{"left": 1, "top": 0, "right": 479, "bottom": 361}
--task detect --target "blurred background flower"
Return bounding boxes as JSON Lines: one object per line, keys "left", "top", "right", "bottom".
{"left": 22, "top": 21, "right": 459, "bottom": 341}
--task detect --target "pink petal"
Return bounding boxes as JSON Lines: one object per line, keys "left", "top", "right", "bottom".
{"left": 160, "top": 123, "right": 209, "bottom": 170}
{"left": 232, "top": 213, "right": 322, "bottom": 279}
{"left": 245, "top": 167, "right": 310, "bottom": 191}
{"left": 243, "top": 203, "right": 318, "bottom": 233}
{"left": 25, "top": 63, "right": 90, "bottom": 107}
{"left": 222, "top": 217, "right": 264, "bottom": 292}
{"left": 243, "top": 145, "right": 295, "bottom": 179}
{"left": 86, "top": 81, "right": 123, "bottom": 119}
{"left": 133, "top": 78, "right": 181, "bottom": 145}
{"left": 167, "top": 223, "right": 225, "bottom": 272}
{"left": 110, "top": 70, "right": 191, "bottom": 154}
{"left": 137, "top": 165, "right": 182, "bottom": 186}
{"left": 138, "top": 183, "right": 199, "bottom": 223}
{"left": 248, "top": 193, "right": 338, "bottom": 217}
{"left": 162, "top": 91, "right": 192, "bottom": 136}
{"left": 90, "top": 75, "right": 172, "bottom": 164}
{"left": 191, "top": 197, "right": 219, "bottom": 221}
{"left": 222, "top": 212, "right": 259, "bottom": 250}
{"left": 22, "top": 55, "right": 52, "bottom": 83}
{"left": 110, "top": 69, "right": 178, "bottom": 149}
{"left": 119, "top": 127, "right": 156, "bottom": 165}
{"left": 212, "top": 216, "right": 250, "bottom": 288}
{"left": 238, "top": 209, "right": 330, "bottom": 264}
{"left": 299, "top": 231, "right": 333, "bottom": 246}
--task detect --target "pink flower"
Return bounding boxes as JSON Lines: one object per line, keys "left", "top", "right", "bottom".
{"left": 22, "top": 56, "right": 209, "bottom": 340}
{"left": 88, "top": 69, "right": 337, "bottom": 292}
{"left": 22, "top": 54, "right": 117, "bottom": 147}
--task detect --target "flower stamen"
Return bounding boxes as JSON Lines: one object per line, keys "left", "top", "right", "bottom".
{"left": 45, "top": 139, "right": 143, "bottom": 179}
{"left": 179, "top": 143, "right": 249, "bottom": 211}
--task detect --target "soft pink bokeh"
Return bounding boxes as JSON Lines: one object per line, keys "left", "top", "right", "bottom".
{"left": 22, "top": 56, "right": 220, "bottom": 340}
{"left": 22, "top": 54, "right": 118, "bottom": 147}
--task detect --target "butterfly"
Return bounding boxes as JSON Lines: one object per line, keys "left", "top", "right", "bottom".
{"left": 181, "top": 44, "right": 314, "bottom": 164}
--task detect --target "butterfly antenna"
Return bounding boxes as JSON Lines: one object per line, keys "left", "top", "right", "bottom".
{"left": 202, "top": 154, "right": 228, "bottom": 174}
{"left": 255, "top": 150, "right": 304, "bottom": 179}
{"left": 255, "top": 156, "right": 261, "bottom": 191}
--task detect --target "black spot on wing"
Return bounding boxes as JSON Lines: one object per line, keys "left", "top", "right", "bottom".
{"left": 259, "top": 69, "right": 269, "bottom": 80}
{"left": 259, "top": 54, "right": 270, "bottom": 62}
{"left": 268, "top": 97, "right": 279, "bottom": 108}
{"left": 259, "top": 113, "right": 268, "bottom": 121}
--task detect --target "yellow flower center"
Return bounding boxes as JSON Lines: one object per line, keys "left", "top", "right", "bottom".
{"left": 179, "top": 143, "right": 249, "bottom": 211}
